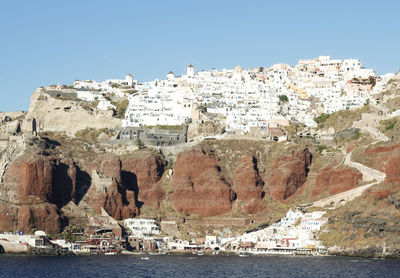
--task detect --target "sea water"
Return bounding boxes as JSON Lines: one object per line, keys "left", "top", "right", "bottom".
{"left": 0, "top": 254, "right": 399, "bottom": 278}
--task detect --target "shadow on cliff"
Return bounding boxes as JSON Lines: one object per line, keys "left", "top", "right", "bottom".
{"left": 121, "top": 170, "right": 143, "bottom": 208}
{"left": 42, "top": 137, "right": 61, "bottom": 147}
{"left": 75, "top": 167, "right": 91, "bottom": 204}
{"left": 52, "top": 163, "right": 73, "bottom": 208}
{"left": 51, "top": 164, "right": 91, "bottom": 208}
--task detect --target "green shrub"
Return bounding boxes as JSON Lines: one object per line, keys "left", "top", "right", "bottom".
{"left": 352, "top": 130, "right": 362, "bottom": 140}
{"left": 385, "top": 120, "right": 397, "bottom": 130}
{"left": 314, "top": 113, "right": 330, "bottom": 124}
{"left": 143, "top": 124, "right": 185, "bottom": 130}
{"left": 279, "top": 95, "right": 288, "bottom": 102}
{"left": 112, "top": 99, "right": 129, "bottom": 119}
{"left": 75, "top": 128, "right": 109, "bottom": 142}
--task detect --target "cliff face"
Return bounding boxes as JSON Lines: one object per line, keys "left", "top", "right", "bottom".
{"left": 169, "top": 146, "right": 313, "bottom": 217}
{"left": 267, "top": 148, "right": 312, "bottom": 201}
{"left": 319, "top": 181, "right": 400, "bottom": 253}
{"left": 384, "top": 147, "right": 400, "bottom": 183}
{"left": 80, "top": 152, "right": 166, "bottom": 220}
{"left": 0, "top": 139, "right": 167, "bottom": 232}
{"left": 313, "top": 165, "right": 363, "bottom": 197}
{"left": 233, "top": 155, "right": 265, "bottom": 214}
{"left": 170, "top": 148, "right": 235, "bottom": 217}
{"left": 317, "top": 143, "right": 400, "bottom": 254}
{"left": 2, "top": 124, "right": 375, "bottom": 235}
{"left": 81, "top": 155, "right": 138, "bottom": 220}
{"left": 359, "top": 144, "right": 400, "bottom": 183}
{"left": 121, "top": 152, "right": 166, "bottom": 208}
{"left": 26, "top": 88, "right": 121, "bottom": 136}
{"left": 0, "top": 151, "right": 73, "bottom": 233}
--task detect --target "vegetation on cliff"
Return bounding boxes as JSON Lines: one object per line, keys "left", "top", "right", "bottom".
{"left": 112, "top": 99, "right": 129, "bottom": 119}
{"left": 314, "top": 105, "right": 370, "bottom": 130}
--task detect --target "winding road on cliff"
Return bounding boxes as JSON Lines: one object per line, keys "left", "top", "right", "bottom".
{"left": 311, "top": 150, "right": 386, "bottom": 208}
{"left": 311, "top": 107, "right": 389, "bottom": 209}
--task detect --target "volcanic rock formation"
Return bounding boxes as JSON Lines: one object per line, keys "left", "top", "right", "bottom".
{"left": 233, "top": 155, "right": 265, "bottom": 214}
{"left": 267, "top": 148, "right": 312, "bottom": 201}
{"left": 169, "top": 148, "right": 235, "bottom": 217}
{"left": 313, "top": 165, "right": 363, "bottom": 197}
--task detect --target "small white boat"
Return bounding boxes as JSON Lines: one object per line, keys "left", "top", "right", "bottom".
{"left": 140, "top": 257, "right": 150, "bottom": 260}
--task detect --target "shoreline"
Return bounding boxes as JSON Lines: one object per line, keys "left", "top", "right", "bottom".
{"left": 2, "top": 249, "right": 400, "bottom": 260}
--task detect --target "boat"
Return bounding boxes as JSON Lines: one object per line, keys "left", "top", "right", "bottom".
{"left": 140, "top": 256, "right": 150, "bottom": 260}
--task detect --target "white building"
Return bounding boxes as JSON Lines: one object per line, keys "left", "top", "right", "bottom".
{"left": 123, "top": 218, "right": 161, "bottom": 238}
{"left": 187, "top": 64, "right": 195, "bottom": 77}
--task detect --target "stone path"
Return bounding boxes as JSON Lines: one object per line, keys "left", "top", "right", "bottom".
{"left": 310, "top": 151, "right": 386, "bottom": 209}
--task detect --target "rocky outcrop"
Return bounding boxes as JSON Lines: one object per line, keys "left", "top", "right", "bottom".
{"left": 83, "top": 155, "right": 138, "bottom": 220}
{"left": 170, "top": 148, "right": 235, "bottom": 217}
{"left": 384, "top": 147, "right": 400, "bottom": 183}
{"left": 0, "top": 201, "right": 65, "bottom": 233}
{"left": 82, "top": 151, "right": 166, "bottom": 219}
{"left": 0, "top": 151, "right": 73, "bottom": 233}
{"left": 313, "top": 165, "right": 362, "bottom": 197}
{"left": 328, "top": 246, "right": 400, "bottom": 259}
{"left": 361, "top": 144, "right": 400, "bottom": 183}
{"left": 17, "top": 204, "right": 64, "bottom": 233}
{"left": 121, "top": 151, "right": 166, "bottom": 208}
{"left": 267, "top": 148, "right": 312, "bottom": 201}
{"left": 26, "top": 88, "right": 121, "bottom": 136}
{"left": 233, "top": 155, "right": 265, "bottom": 214}
{"left": 0, "top": 139, "right": 171, "bottom": 231}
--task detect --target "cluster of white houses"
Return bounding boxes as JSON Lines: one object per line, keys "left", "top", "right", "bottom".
{"left": 72, "top": 56, "right": 394, "bottom": 135}
{"left": 233, "top": 209, "right": 327, "bottom": 254}
{"left": 0, "top": 208, "right": 327, "bottom": 255}
{"left": 119, "top": 208, "right": 327, "bottom": 255}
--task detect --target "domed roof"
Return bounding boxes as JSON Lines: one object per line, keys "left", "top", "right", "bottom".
{"left": 167, "top": 71, "right": 174, "bottom": 75}
{"left": 188, "top": 64, "right": 194, "bottom": 68}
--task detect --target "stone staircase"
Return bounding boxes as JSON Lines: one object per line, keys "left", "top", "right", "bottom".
{"left": 61, "top": 201, "right": 89, "bottom": 227}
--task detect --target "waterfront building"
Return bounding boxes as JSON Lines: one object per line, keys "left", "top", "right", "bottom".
{"left": 123, "top": 218, "right": 161, "bottom": 238}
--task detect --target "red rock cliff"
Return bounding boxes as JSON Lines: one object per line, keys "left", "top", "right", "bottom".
{"left": 0, "top": 152, "right": 74, "bottom": 233}
{"left": 267, "top": 148, "right": 312, "bottom": 201}
{"left": 84, "top": 155, "right": 138, "bottom": 220}
{"left": 121, "top": 151, "right": 165, "bottom": 208}
{"left": 170, "top": 148, "right": 235, "bottom": 217}
{"left": 233, "top": 155, "right": 265, "bottom": 214}
{"left": 384, "top": 147, "right": 400, "bottom": 183}
{"left": 313, "top": 165, "right": 362, "bottom": 198}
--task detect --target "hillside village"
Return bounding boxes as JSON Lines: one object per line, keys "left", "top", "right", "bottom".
{"left": 72, "top": 55, "right": 395, "bottom": 139}
{"left": 1, "top": 207, "right": 328, "bottom": 255}
{"left": 2, "top": 55, "right": 397, "bottom": 146}
{"left": 1, "top": 55, "right": 400, "bottom": 257}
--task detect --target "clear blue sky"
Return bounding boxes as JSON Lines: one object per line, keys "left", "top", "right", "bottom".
{"left": 1, "top": 0, "right": 399, "bottom": 112}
